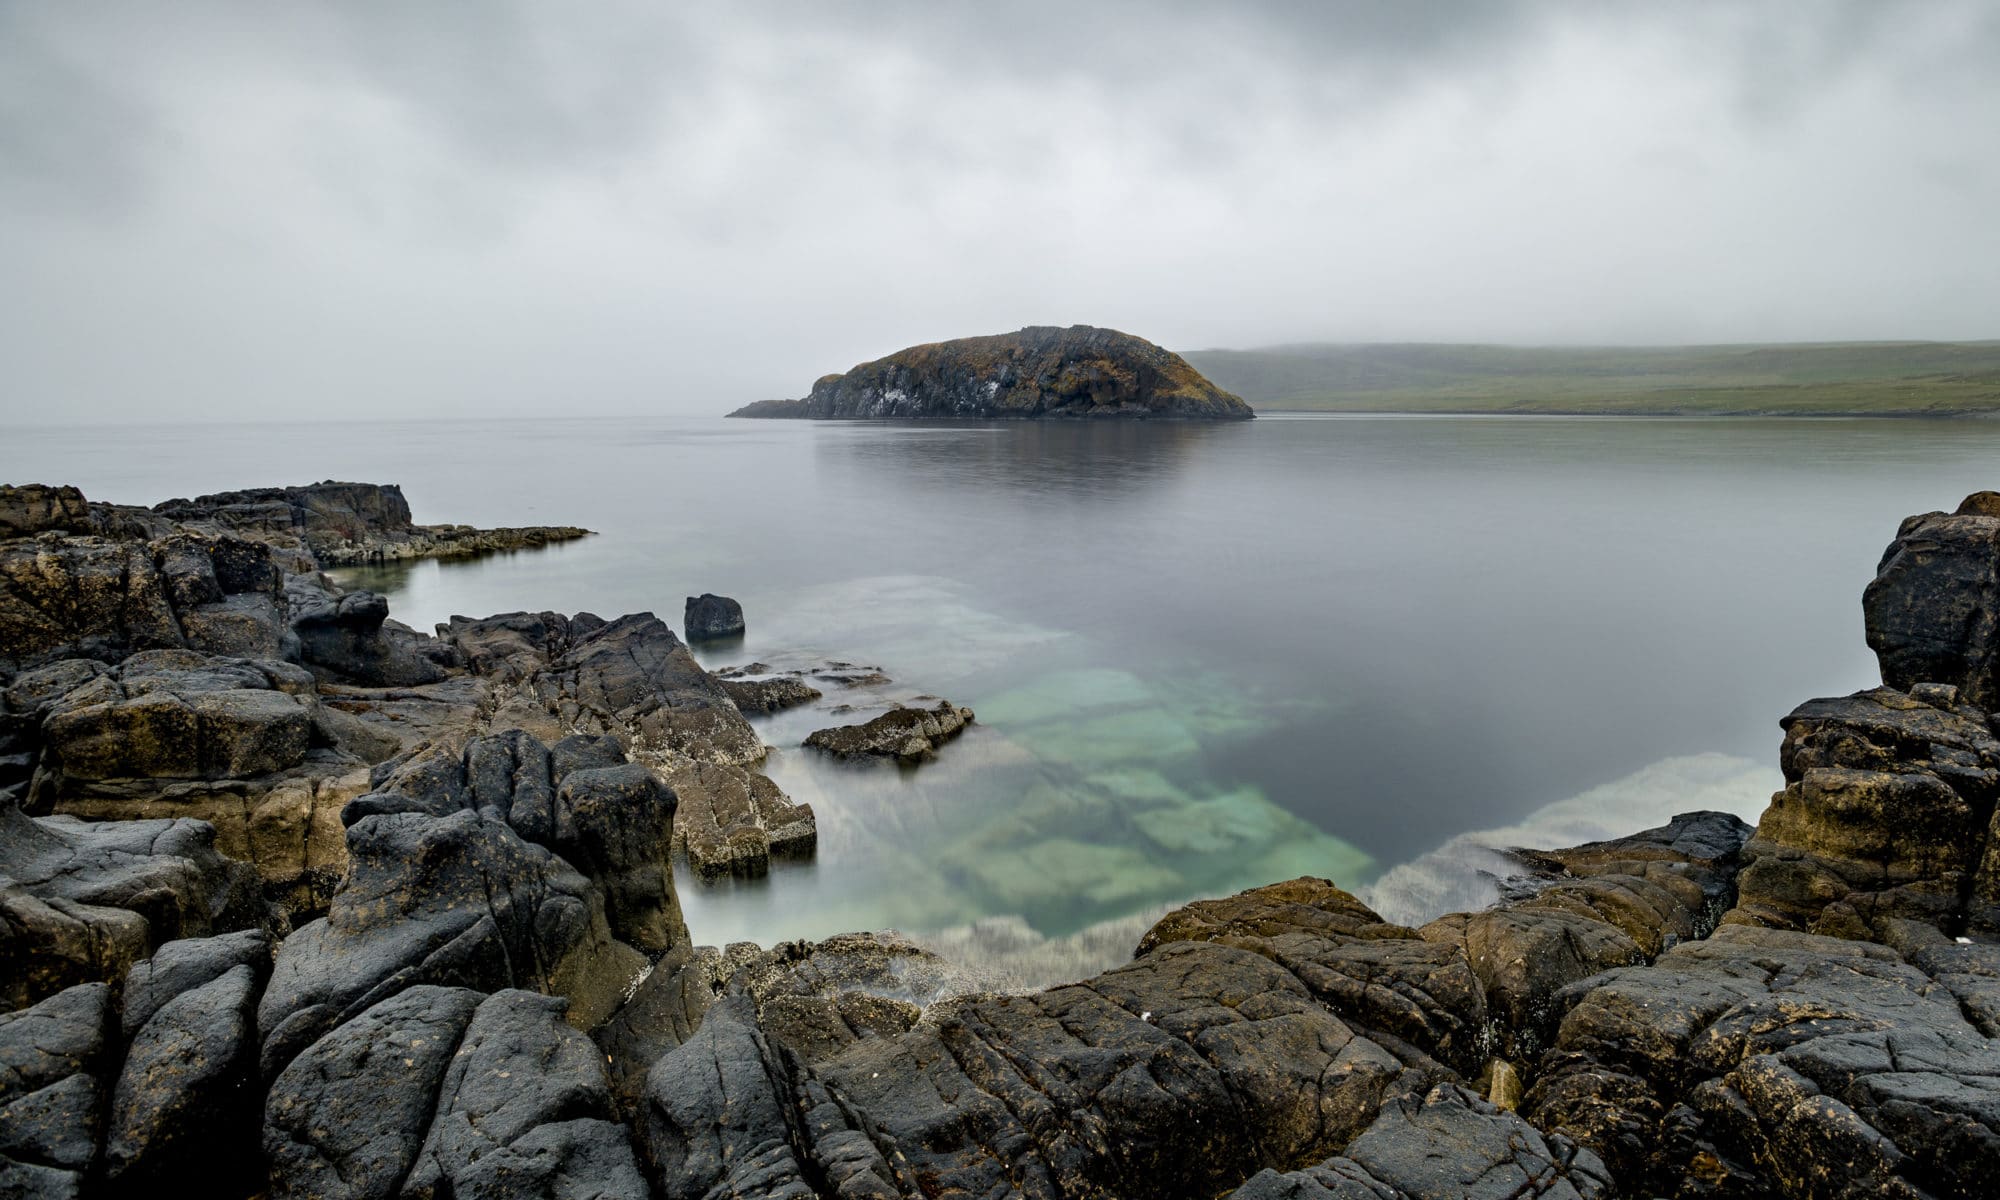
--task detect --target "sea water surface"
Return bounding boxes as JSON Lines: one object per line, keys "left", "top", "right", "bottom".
{"left": 10, "top": 415, "right": 1997, "bottom": 978}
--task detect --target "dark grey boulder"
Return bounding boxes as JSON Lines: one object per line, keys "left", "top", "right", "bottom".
{"left": 120, "top": 927, "right": 273, "bottom": 1039}
{"left": 257, "top": 807, "right": 644, "bottom": 1077}
{"left": 264, "top": 985, "right": 484, "bottom": 1200}
{"left": 1230, "top": 1083, "right": 1611, "bottom": 1199}
{"left": 284, "top": 575, "right": 444, "bottom": 687}
{"left": 1864, "top": 499, "right": 2000, "bottom": 707}
{"left": 0, "top": 983, "right": 114, "bottom": 1198}
{"left": 103, "top": 963, "right": 263, "bottom": 1193}
{"left": 683, "top": 593, "right": 744, "bottom": 642}
{"left": 0, "top": 793, "right": 265, "bottom": 1011}
{"left": 402, "top": 990, "right": 644, "bottom": 1200}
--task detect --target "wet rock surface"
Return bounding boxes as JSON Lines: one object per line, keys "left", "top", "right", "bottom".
{"left": 804, "top": 699, "right": 974, "bottom": 763}
{"left": 667, "top": 760, "right": 815, "bottom": 879}
{"left": 682, "top": 592, "right": 744, "bottom": 642}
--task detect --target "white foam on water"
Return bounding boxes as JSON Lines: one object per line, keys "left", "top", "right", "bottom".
{"left": 1359, "top": 752, "right": 1779, "bottom": 929}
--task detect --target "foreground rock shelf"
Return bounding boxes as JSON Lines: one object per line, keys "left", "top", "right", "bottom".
{"left": 7, "top": 481, "right": 2000, "bottom": 1198}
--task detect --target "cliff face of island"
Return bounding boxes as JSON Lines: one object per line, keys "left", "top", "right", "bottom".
{"left": 729, "top": 324, "right": 1255, "bottom": 420}
{"left": 8, "top": 478, "right": 2000, "bottom": 1198}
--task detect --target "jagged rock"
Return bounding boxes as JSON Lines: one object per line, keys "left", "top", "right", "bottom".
{"left": 17, "top": 651, "right": 395, "bottom": 915}
{"left": 440, "top": 610, "right": 765, "bottom": 767}
{"left": 0, "top": 983, "right": 115, "bottom": 1198}
{"left": 152, "top": 481, "right": 590, "bottom": 569}
{"left": 683, "top": 592, "right": 744, "bottom": 642}
{"left": 0, "top": 537, "right": 184, "bottom": 668}
{"left": 0, "top": 485, "right": 91, "bottom": 538}
{"left": 1229, "top": 1083, "right": 1611, "bottom": 1199}
{"left": 728, "top": 324, "right": 1256, "bottom": 420}
{"left": 1731, "top": 686, "right": 2000, "bottom": 938}
{"left": 402, "top": 989, "right": 646, "bottom": 1200}
{"left": 120, "top": 928, "right": 273, "bottom": 1039}
{"left": 263, "top": 985, "right": 484, "bottom": 1200}
{"left": 257, "top": 807, "right": 646, "bottom": 1077}
{"left": 803, "top": 699, "right": 973, "bottom": 763}
{"left": 717, "top": 672, "right": 822, "bottom": 714}
{"left": 667, "top": 760, "right": 815, "bottom": 879}
{"left": 1138, "top": 877, "right": 1491, "bottom": 1076}
{"left": 285, "top": 575, "right": 444, "bottom": 687}
{"left": 1864, "top": 496, "right": 2000, "bottom": 706}
{"left": 103, "top": 961, "right": 263, "bottom": 1193}
{"left": 1529, "top": 924, "right": 2000, "bottom": 1198}
{"left": 594, "top": 944, "right": 737, "bottom": 1113}
{"left": 0, "top": 794, "right": 265, "bottom": 1011}
{"left": 645, "top": 935, "right": 1431, "bottom": 1200}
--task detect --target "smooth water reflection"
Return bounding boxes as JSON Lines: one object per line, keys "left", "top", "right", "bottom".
{"left": 10, "top": 414, "right": 1999, "bottom": 957}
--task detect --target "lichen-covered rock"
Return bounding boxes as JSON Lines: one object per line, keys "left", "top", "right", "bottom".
{"left": 1529, "top": 924, "right": 2000, "bottom": 1199}
{"left": 717, "top": 672, "right": 822, "bottom": 714}
{"left": 803, "top": 699, "right": 973, "bottom": 763}
{"left": 1730, "top": 686, "right": 2000, "bottom": 938}
{"left": 1230, "top": 1083, "right": 1612, "bottom": 1200}
{"left": 730, "top": 324, "right": 1256, "bottom": 420}
{"left": 668, "top": 760, "right": 815, "bottom": 879}
{"left": 0, "top": 983, "right": 115, "bottom": 1198}
{"left": 683, "top": 592, "right": 744, "bottom": 642}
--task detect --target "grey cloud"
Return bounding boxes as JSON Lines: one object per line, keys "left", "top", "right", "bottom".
{"left": 0, "top": 1, "right": 1995, "bottom": 423}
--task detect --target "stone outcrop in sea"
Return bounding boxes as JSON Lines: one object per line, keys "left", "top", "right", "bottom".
{"left": 728, "top": 324, "right": 1256, "bottom": 420}
{"left": 8, "top": 479, "right": 2000, "bottom": 1198}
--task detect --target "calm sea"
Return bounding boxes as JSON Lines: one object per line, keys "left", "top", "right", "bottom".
{"left": 10, "top": 414, "right": 1997, "bottom": 970}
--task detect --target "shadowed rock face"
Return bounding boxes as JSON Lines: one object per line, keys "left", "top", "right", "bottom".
{"left": 729, "top": 324, "right": 1256, "bottom": 420}
{"left": 1865, "top": 495, "right": 2000, "bottom": 707}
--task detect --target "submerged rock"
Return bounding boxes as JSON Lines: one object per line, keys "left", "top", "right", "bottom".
{"left": 729, "top": 324, "right": 1256, "bottom": 420}
{"left": 804, "top": 699, "right": 974, "bottom": 763}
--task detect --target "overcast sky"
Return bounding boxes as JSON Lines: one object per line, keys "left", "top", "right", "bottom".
{"left": 3, "top": 1, "right": 1996, "bottom": 422}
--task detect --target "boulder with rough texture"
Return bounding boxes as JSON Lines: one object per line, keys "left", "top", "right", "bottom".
{"left": 667, "top": 760, "right": 816, "bottom": 879}
{"left": 0, "top": 485, "right": 91, "bottom": 538}
{"left": 683, "top": 592, "right": 744, "bottom": 642}
{"left": 284, "top": 575, "right": 445, "bottom": 687}
{"left": 1730, "top": 685, "right": 2000, "bottom": 938}
{"left": 0, "top": 983, "right": 115, "bottom": 1197}
{"left": 1864, "top": 496, "right": 2000, "bottom": 706}
{"left": 1529, "top": 924, "right": 2000, "bottom": 1199}
{"left": 263, "top": 985, "right": 485, "bottom": 1200}
{"left": 256, "top": 804, "right": 647, "bottom": 1077}
{"left": 717, "top": 672, "right": 822, "bottom": 714}
{"left": 103, "top": 962, "right": 263, "bottom": 1193}
{"left": 0, "top": 793, "right": 265, "bottom": 1012}
{"left": 729, "top": 324, "right": 1256, "bottom": 420}
{"left": 402, "top": 989, "right": 646, "bottom": 1200}
{"left": 804, "top": 699, "right": 973, "bottom": 763}
{"left": 644, "top": 934, "right": 1432, "bottom": 1200}
{"left": 441, "top": 610, "right": 766, "bottom": 767}
{"left": 1229, "top": 1083, "right": 1612, "bottom": 1200}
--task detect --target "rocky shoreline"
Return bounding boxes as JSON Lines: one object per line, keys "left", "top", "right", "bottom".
{"left": 4, "top": 479, "right": 2000, "bottom": 1198}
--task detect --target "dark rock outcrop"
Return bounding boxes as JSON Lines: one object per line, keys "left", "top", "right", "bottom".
{"left": 729, "top": 324, "right": 1256, "bottom": 420}
{"left": 804, "top": 699, "right": 974, "bottom": 763}
{"left": 1865, "top": 497, "right": 2000, "bottom": 707}
{"left": 1730, "top": 684, "right": 2000, "bottom": 939}
{"left": 151, "top": 481, "right": 590, "bottom": 569}
{"left": 683, "top": 592, "right": 743, "bottom": 642}
{"left": 256, "top": 804, "right": 648, "bottom": 1077}
{"left": 667, "top": 760, "right": 815, "bottom": 879}
{"left": 441, "top": 610, "right": 766, "bottom": 768}
{"left": 0, "top": 983, "right": 116, "bottom": 1197}
{"left": 0, "top": 792, "right": 265, "bottom": 1012}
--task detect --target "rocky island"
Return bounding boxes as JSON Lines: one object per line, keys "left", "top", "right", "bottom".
{"left": 728, "top": 324, "right": 1255, "bottom": 420}
{"left": 5, "top": 477, "right": 2000, "bottom": 1198}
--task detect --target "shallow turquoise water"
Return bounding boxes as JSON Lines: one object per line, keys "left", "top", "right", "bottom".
{"left": 10, "top": 414, "right": 1999, "bottom": 954}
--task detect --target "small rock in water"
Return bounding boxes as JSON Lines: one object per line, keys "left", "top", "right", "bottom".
{"left": 684, "top": 593, "right": 745, "bottom": 642}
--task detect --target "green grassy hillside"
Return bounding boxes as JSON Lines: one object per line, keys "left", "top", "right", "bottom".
{"left": 1180, "top": 341, "right": 2000, "bottom": 415}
